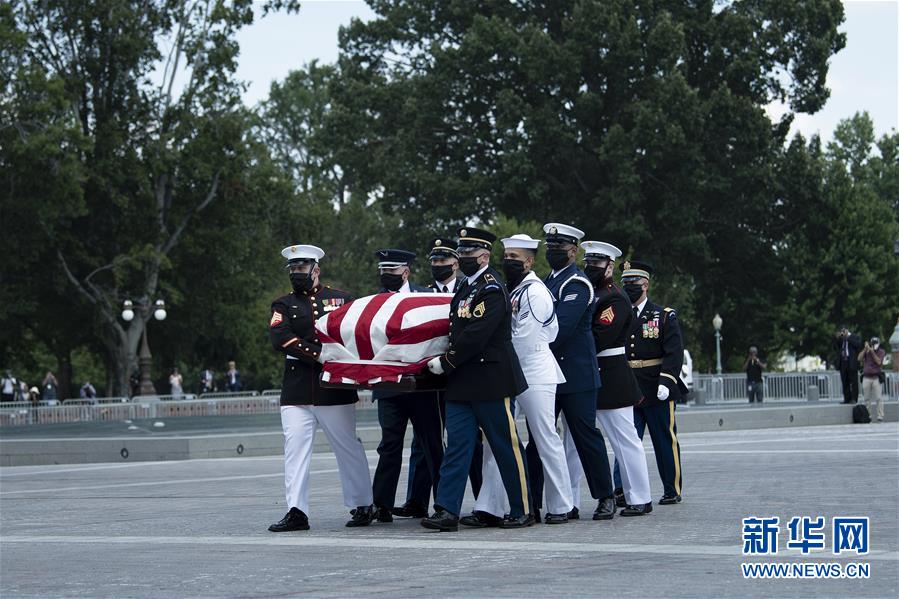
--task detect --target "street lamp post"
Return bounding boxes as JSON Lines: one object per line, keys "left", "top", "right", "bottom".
{"left": 121, "top": 299, "right": 167, "bottom": 396}
{"left": 713, "top": 313, "right": 723, "bottom": 375}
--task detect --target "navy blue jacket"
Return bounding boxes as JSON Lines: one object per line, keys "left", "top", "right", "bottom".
{"left": 545, "top": 263, "right": 601, "bottom": 394}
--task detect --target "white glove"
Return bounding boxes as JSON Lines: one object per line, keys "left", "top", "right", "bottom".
{"left": 657, "top": 384, "right": 670, "bottom": 401}
{"left": 427, "top": 357, "right": 444, "bottom": 375}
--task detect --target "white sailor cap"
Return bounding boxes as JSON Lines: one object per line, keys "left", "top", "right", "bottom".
{"left": 281, "top": 244, "right": 324, "bottom": 264}
{"left": 580, "top": 240, "right": 622, "bottom": 260}
{"left": 501, "top": 234, "right": 541, "bottom": 250}
{"left": 543, "top": 222, "right": 585, "bottom": 244}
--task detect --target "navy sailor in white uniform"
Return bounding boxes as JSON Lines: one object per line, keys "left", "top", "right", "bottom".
{"left": 461, "top": 234, "right": 574, "bottom": 526}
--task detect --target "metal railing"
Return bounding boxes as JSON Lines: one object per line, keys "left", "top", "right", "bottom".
{"left": 692, "top": 370, "right": 899, "bottom": 403}
{"left": 3, "top": 371, "right": 895, "bottom": 427}
{"left": 1, "top": 395, "right": 281, "bottom": 427}
{"left": 197, "top": 390, "right": 259, "bottom": 399}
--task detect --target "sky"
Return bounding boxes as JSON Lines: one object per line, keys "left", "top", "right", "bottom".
{"left": 235, "top": 0, "right": 898, "bottom": 143}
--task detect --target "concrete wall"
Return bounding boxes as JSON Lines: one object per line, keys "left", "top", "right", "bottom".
{"left": 2, "top": 402, "right": 895, "bottom": 467}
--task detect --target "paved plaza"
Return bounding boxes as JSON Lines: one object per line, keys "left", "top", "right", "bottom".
{"left": 1, "top": 423, "right": 897, "bottom": 598}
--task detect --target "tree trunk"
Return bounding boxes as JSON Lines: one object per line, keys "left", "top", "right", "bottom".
{"left": 56, "top": 350, "right": 73, "bottom": 400}
{"left": 101, "top": 320, "right": 142, "bottom": 397}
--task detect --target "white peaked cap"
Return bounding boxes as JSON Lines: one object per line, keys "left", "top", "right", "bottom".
{"left": 580, "top": 240, "right": 622, "bottom": 259}
{"left": 281, "top": 244, "right": 325, "bottom": 262}
{"left": 501, "top": 234, "right": 541, "bottom": 250}
{"left": 542, "top": 222, "right": 585, "bottom": 241}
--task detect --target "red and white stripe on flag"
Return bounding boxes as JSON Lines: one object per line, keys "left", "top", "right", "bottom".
{"left": 314, "top": 293, "right": 453, "bottom": 385}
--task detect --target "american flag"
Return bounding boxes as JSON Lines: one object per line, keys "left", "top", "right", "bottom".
{"left": 314, "top": 293, "right": 454, "bottom": 385}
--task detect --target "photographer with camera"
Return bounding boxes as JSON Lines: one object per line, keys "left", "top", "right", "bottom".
{"left": 742, "top": 347, "right": 766, "bottom": 404}
{"left": 858, "top": 337, "right": 886, "bottom": 422}
{"left": 833, "top": 326, "right": 862, "bottom": 404}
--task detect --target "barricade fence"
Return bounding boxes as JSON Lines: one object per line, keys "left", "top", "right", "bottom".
{"left": 2, "top": 372, "right": 895, "bottom": 427}
{"left": 692, "top": 371, "right": 899, "bottom": 403}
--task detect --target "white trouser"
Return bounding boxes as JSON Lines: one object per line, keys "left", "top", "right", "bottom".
{"left": 562, "top": 413, "right": 583, "bottom": 508}
{"left": 567, "top": 407, "right": 651, "bottom": 507}
{"left": 475, "top": 384, "right": 573, "bottom": 516}
{"left": 280, "top": 404, "right": 372, "bottom": 514}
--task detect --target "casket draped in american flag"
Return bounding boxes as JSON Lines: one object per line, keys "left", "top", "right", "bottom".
{"left": 314, "top": 293, "right": 454, "bottom": 386}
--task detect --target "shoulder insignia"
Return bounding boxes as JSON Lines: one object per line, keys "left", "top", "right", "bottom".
{"left": 270, "top": 311, "right": 283, "bottom": 327}
{"left": 484, "top": 273, "right": 497, "bottom": 283}
{"left": 664, "top": 307, "right": 673, "bottom": 312}
{"left": 472, "top": 301, "right": 486, "bottom": 318}
{"left": 599, "top": 306, "right": 615, "bottom": 325}
{"left": 482, "top": 283, "right": 501, "bottom": 292}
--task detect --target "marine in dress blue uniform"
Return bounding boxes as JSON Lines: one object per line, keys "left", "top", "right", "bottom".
{"left": 577, "top": 241, "right": 652, "bottom": 516}
{"left": 615, "top": 260, "right": 686, "bottom": 505}
{"left": 525, "top": 223, "right": 617, "bottom": 521}
{"left": 421, "top": 227, "right": 533, "bottom": 531}
{"left": 267, "top": 244, "right": 373, "bottom": 532}
{"left": 363, "top": 249, "right": 445, "bottom": 526}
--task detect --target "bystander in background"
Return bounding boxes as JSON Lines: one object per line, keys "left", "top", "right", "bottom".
{"left": 42, "top": 372, "right": 59, "bottom": 405}
{"left": 743, "top": 347, "right": 766, "bottom": 403}
{"left": 80, "top": 381, "right": 97, "bottom": 400}
{"left": 169, "top": 368, "right": 184, "bottom": 399}
{"left": 199, "top": 367, "right": 216, "bottom": 394}
{"left": 225, "top": 361, "right": 242, "bottom": 392}
{"left": 858, "top": 337, "right": 886, "bottom": 422}
{"left": 1, "top": 370, "right": 19, "bottom": 402}
{"left": 834, "top": 326, "right": 862, "bottom": 404}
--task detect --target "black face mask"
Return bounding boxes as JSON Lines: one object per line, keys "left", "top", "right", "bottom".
{"left": 290, "top": 272, "right": 313, "bottom": 294}
{"left": 431, "top": 264, "right": 455, "bottom": 284}
{"left": 458, "top": 256, "right": 481, "bottom": 277}
{"left": 584, "top": 265, "right": 607, "bottom": 287}
{"left": 502, "top": 259, "right": 527, "bottom": 289}
{"left": 545, "top": 249, "right": 570, "bottom": 271}
{"left": 380, "top": 273, "right": 405, "bottom": 292}
{"left": 623, "top": 283, "right": 644, "bottom": 303}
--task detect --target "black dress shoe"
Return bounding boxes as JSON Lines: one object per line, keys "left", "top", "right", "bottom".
{"left": 543, "top": 512, "right": 569, "bottom": 524}
{"left": 345, "top": 505, "right": 374, "bottom": 527}
{"left": 613, "top": 488, "right": 626, "bottom": 508}
{"left": 620, "top": 502, "right": 653, "bottom": 517}
{"left": 421, "top": 508, "right": 459, "bottom": 532}
{"left": 460, "top": 511, "right": 502, "bottom": 528}
{"left": 374, "top": 506, "right": 394, "bottom": 523}
{"left": 593, "top": 496, "right": 616, "bottom": 520}
{"left": 567, "top": 506, "right": 580, "bottom": 520}
{"left": 391, "top": 501, "right": 428, "bottom": 518}
{"left": 268, "top": 507, "right": 309, "bottom": 532}
{"left": 500, "top": 513, "right": 536, "bottom": 528}
{"left": 659, "top": 494, "right": 682, "bottom": 505}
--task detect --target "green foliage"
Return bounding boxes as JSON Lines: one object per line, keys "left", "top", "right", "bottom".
{"left": 2, "top": 0, "right": 896, "bottom": 389}
{"left": 776, "top": 113, "right": 899, "bottom": 364}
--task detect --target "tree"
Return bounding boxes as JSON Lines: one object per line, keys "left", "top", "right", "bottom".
{"left": 776, "top": 113, "right": 899, "bottom": 363}
{"left": 328, "top": 0, "right": 846, "bottom": 370}
{"left": 0, "top": 0, "right": 290, "bottom": 394}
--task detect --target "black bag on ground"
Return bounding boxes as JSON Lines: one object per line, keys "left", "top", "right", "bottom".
{"left": 852, "top": 404, "right": 871, "bottom": 424}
